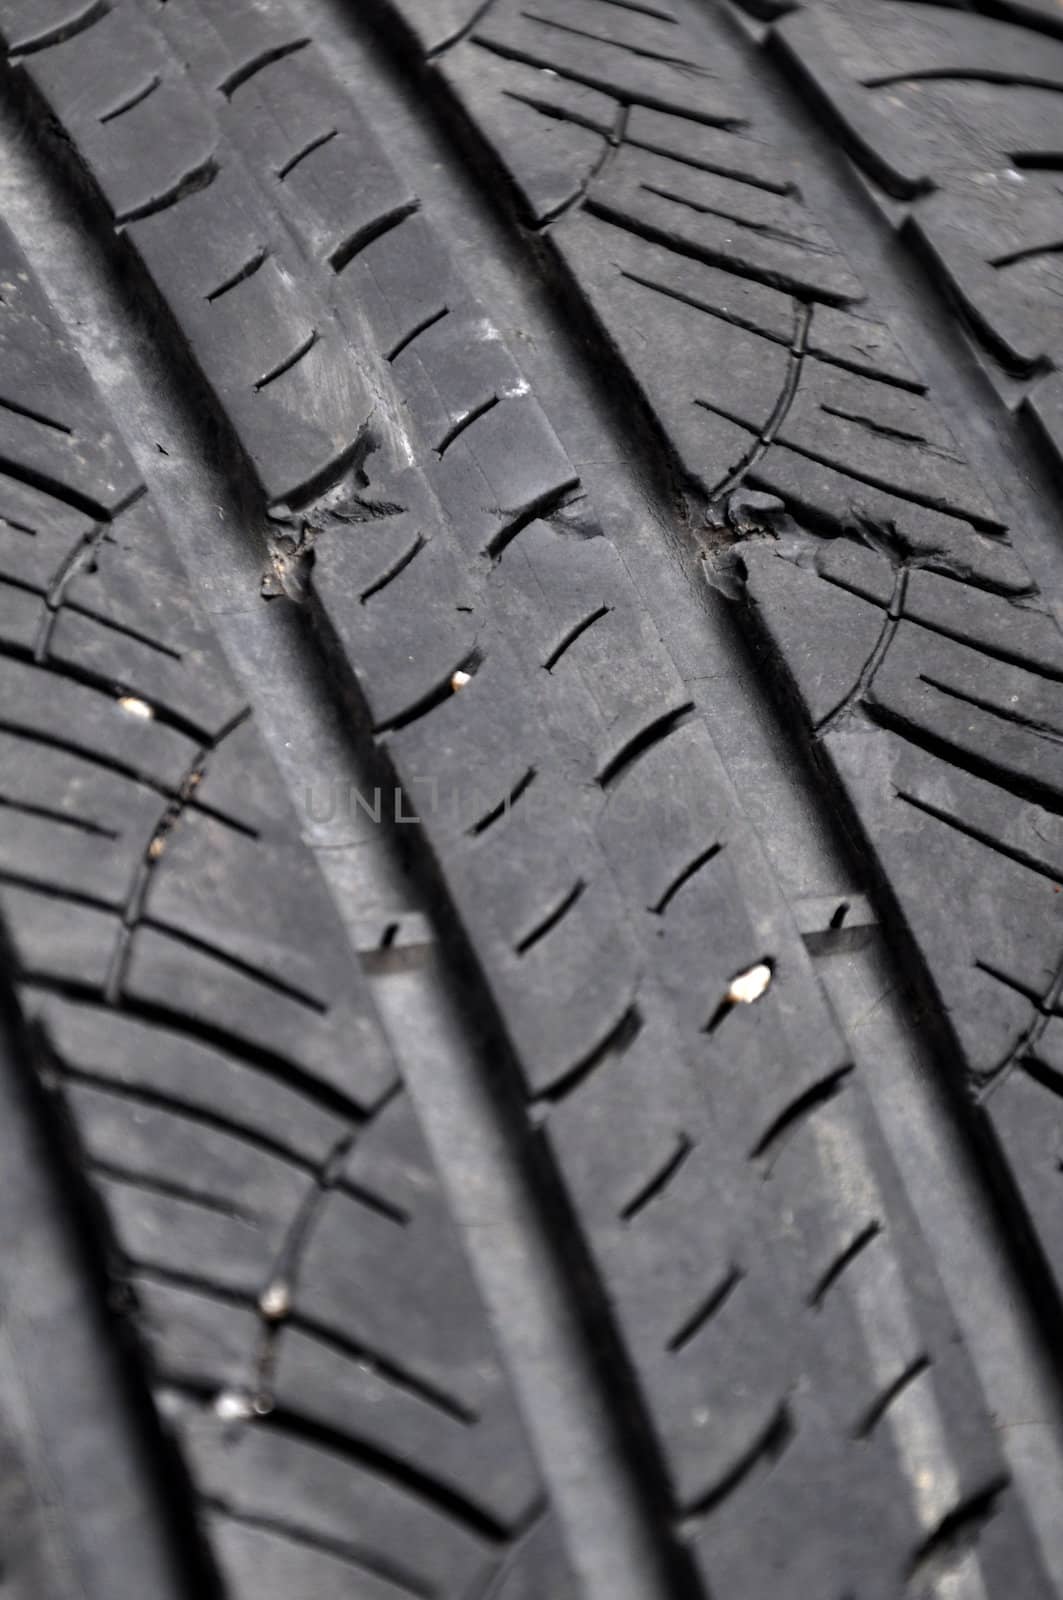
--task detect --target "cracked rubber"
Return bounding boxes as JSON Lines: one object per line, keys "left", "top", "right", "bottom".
{"left": 1, "top": 0, "right": 1063, "bottom": 1597}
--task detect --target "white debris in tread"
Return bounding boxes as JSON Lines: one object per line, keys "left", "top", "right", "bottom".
{"left": 117, "top": 695, "right": 154, "bottom": 719}
{"left": 727, "top": 963, "right": 772, "bottom": 1005}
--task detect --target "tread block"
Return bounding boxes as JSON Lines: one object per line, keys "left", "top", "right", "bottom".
{"left": 223, "top": 46, "right": 421, "bottom": 268}
{"left": 587, "top": 143, "right": 863, "bottom": 305}
{"left": 63, "top": 1078, "right": 311, "bottom": 1228}
{"left": 773, "top": 1, "right": 1063, "bottom": 373}
{"left": 0, "top": 218, "right": 142, "bottom": 514}
{"left": 471, "top": 0, "right": 745, "bottom": 125}
{"left": 827, "top": 728, "right": 1063, "bottom": 1080}
{"left": 36, "top": 996, "right": 348, "bottom": 1164}
{"left": 985, "top": 1070, "right": 1063, "bottom": 1295}
{"left": 440, "top": 43, "right": 612, "bottom": 224}
{"left": 0, "top": 880, "right": 118, "bottom": 989}
{"left": 94, "top": 1172, "right": 282, "bottom": 1293}
{"left": 123, "top": 925, "right": 395, "bottom": 1112}
{"left": 430, "top": 391, "right": 580, "bottom": 558}
{"left": 206, "top": 1514, "right": 432, "bottom": 1600}
{"left": 176, "top": 1410, "right": 496, "bottom": 1600}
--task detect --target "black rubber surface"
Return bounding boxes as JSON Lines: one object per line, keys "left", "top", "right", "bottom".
{"left": 0, "top": 0, "right": 1062, "bottom": 1596}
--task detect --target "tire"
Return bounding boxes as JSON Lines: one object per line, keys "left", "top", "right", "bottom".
{"left": 0, "top": 0, "right": 1061, "bottom": 1596}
